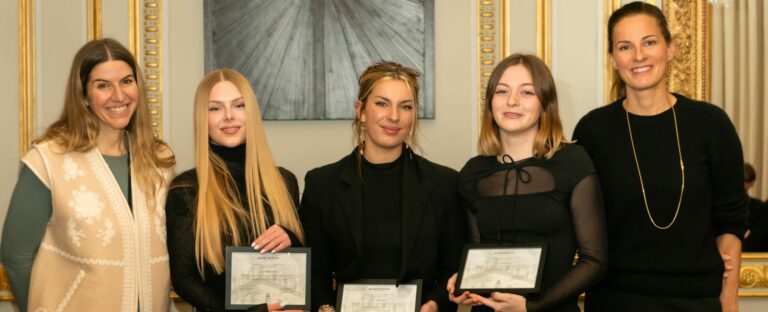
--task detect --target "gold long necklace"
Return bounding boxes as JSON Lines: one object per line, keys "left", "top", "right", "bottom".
{"left": 625, "top": 103, "right": 685, "bottom": 230}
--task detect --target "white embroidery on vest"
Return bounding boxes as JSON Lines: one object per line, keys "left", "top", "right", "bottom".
{"left": 54, "top": 269, "right": 86, "bottom": 312}
{"left": 148, "top": 255, "right": 169, "bottom": 264}
{"left": 69, "top": 186, "right": 104, "bottom": 224}
{"left": 62, "top": 156, "right": 84, "bottom": 181}
{"left": 97, "top": 219, "right": 115, "bottom": 246}
{"left": 66, "top": 219, "right": 85, "bottom": 247}
{"left": 41, "top": 243, "right": 125, "bottom": 266}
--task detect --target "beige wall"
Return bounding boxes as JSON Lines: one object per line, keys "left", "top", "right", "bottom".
{"left": 0, "top": 1, "right": 766, "bottom": 311}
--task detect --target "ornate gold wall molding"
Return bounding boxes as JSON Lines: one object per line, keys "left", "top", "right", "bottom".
{"left": 18, "top": 0, "right": 35, "bottom": 158}
{"left": 663, "top": 0, "right": 711, "bottom": 101}
{"left": 536, "top": 0, "right": 551, "bottom": 67}
{"left": 130, "top": 0, "right": 163, "bottom": 138}
{"left": 477, "top": 0, "right": 503, "bottom": 122}
{"left": 739, "top": 253, "right": 768, "bottom": 297}
{"left": 87, "top": 0, "right": 102, "bottom": 40}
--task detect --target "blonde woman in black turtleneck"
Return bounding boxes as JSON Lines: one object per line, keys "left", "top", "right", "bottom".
{"left": 165, "top": 69, "right": 304, "bottom": 312}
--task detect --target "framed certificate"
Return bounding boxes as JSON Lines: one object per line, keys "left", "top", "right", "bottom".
{"left": 336, "top": 279, "right": 422, "bottom": 312}
{"left": 455, "top": 243, "right": 546, "bottom": 295}
{"left": 225, "top": 247, "right": 311, "bottom": 310}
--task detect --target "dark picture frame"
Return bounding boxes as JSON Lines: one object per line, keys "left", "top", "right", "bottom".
{"left": 336, "top": 279, "right": 422, "bottom": 312}
{"left": 225, "top": 247, "right": 311, "bottom": 310}
{"left": 455, "top": 243, "right": 547, "bottom": 296}
{"left": 204, "top": 0, "right": 435, "bottom": 120}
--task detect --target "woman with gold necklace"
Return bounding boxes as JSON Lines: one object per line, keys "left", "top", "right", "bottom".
{"left": 573, "top": 3, "right": 747, "bottom": 312}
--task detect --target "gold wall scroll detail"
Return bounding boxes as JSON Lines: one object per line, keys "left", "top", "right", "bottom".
{"left": 87, "top": 0, "right": 102, "bottom": 41}
{"left": 536, "top": 0, "right": 551, "bottom": 67}
{"left": 18, "top": 0, "right": 35, "bottom": 158}
{"left": 130, "top": 0, "right": 163, "bottom": 138}
{"left": 739, "top": 253, "right": 768, "bottom": 297}
{"left": 477, "top": 0, "right": 502, "bottom": 121}
{"left": 663, "top": 0, "right": 711, "bottom": 101}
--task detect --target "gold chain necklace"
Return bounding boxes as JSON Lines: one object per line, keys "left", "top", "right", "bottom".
{"left": 625, "top": 103, "right": 685, "bottom": 230}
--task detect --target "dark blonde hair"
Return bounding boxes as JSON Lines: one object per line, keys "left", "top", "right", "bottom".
{"left": 192, "top": 68, "right": 304, "bottom": 275}
{"left": 353, "top": 61, "right": 422, "bottom": 153}
{"left": 608, "top": 2, "right": 672, "bottom": 100}
{"left": 34, "top": 38, "right": 174, "bottom": 209}
{"left": 478, "top": 53, "right": 566, "bottom": 159}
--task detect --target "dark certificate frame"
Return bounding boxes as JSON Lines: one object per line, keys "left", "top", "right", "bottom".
{"left": 225, "top": 247, "right": 311, "bottom": 310}
{"left": 455, "top": 243, "right": 547, "bottom": 295}
{"left": 336, "top": 279, "right": 422, "bottom": 312}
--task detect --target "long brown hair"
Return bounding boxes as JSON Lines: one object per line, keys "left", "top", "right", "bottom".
{"left": 352, "top": 61, "right": 422, "bottom": 154}
{"left": 34, "top": 38, "right": 174, "bottom": 209}
{"left": 607, "top": 2, "right": 672, "bottom": 100}
{"left": 192, "top": 68, "right": 304, "bottom": 275}
{"left": 478, "top": 53, "right": 566, "bottom": 159}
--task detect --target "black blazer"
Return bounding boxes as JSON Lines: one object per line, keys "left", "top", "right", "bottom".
{"left": 300, "top": 147, "right": 468, "bottom": 311}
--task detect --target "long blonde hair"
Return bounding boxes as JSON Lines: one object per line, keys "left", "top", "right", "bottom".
{"left": 478, "top": 53, "right": 566, "bottom": 159}
{"left": 34, "top": 38, "right": 174, "bottom": 208}
{"left": 193, "top": 68, "right": 304, "bottom": 275}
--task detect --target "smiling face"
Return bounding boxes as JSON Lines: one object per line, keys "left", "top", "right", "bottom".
{"left": 610, "top": 13, "right": 675, "bottom": 95}
{"left": 207, "top": 80, "right": 247, "bottom": 147}
{"left": 491, "top": 64, "right": 542, "bottom": 140}
{"left": 357, "top": 79, "right": 415, "bottom": 158}
{"left": 87, "top": 60, "right": 139, "bottom": 134}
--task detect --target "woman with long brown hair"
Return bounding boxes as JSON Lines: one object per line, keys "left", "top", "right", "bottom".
{"left": 1, "top": 38, "right": 175, "bottom": 312}
{"left": 165, "top": 68, "right": 303, "bottom": 311}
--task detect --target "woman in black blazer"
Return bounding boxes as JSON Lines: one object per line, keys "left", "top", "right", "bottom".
{"left": 300, "top": 61, "right": 468, "bottom": 312}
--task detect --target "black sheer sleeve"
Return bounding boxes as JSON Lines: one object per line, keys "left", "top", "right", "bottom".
{"left": 277, "top": 167, "right": 303, "bottom": 247}
{"left": 166, "top": 176, "right": 226, "bottom": 312}
{"left": 526, "top": 174, "right": 608, "bottom": 312}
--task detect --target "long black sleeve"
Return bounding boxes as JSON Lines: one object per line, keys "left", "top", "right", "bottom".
{"left": 527, "top": 174, "right": 608, "bottom": 311}
{"left": 299, "top": 171, "right": 336, "bottom": 311}
{"left": 166, "top": 179, "right": 227, "bottom": 312}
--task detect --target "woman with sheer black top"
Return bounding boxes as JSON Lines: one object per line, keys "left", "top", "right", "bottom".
{"left": 447, "top": 54, "right": 607, "bottom": 312}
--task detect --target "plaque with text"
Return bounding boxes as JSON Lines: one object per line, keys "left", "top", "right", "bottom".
{"left": 225, "top": 247, "right": 310, "bottom": 310}
{"left": 455, "top": 243, "right": 546, "bottom": 295}
{"left": 337, "top": 279, "right": 422, "bottom": 312}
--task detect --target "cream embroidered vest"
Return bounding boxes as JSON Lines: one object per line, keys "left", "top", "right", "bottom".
{"left": 22, "top": 140, "right": 172, "bottom": 312}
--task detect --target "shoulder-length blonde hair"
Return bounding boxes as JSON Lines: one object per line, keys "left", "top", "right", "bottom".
{"left": 478, "top": 53, "right": 566, "bottom": 159}
{"left": 192, "top": 68, "right": 304, "bottom": 275}
{"left": 34, "top": 38, "right": 174, "bottom": 208}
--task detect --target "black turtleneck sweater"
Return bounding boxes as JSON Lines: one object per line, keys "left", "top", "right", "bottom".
{"left": 165, "top": 143, "right": 300, "bottom": 312}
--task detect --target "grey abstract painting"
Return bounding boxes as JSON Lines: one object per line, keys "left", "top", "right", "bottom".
{"left": 204, "top": 0, "right": 435, "bottom": 120}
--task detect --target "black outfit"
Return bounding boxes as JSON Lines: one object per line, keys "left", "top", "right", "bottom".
{"left": 573, "top": 94, "right": 748, "bottom": 311}
{"left": 459, "top": 144, "right": 608, "bottom": 312}
{"left": 165, "top": 143, "right": 301, "bottom": 312}
{"left": 743, "top": 197, "right": 768, "bottom": 251}
{"left": 300, "top": 146, "right": 468, "bottom": 311}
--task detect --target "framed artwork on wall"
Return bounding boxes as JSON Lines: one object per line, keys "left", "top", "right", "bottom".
{"left": 204, "top": 0, "right": 435, "bottom": 120}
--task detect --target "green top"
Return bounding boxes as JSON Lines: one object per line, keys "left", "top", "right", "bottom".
{"left": 1, "top": 154, "right": 130, "bottom": 312}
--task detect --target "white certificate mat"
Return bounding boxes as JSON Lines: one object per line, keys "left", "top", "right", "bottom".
{"left": 456, "top": 243, "right": 546, "bottom": 295}
{"left": 337, "top": 279, "right": 422, "bottom": 312}
{"left": 225, "top": 247, "right": 310, "bottom": 310}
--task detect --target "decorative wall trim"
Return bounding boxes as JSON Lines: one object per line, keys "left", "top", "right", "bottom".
{"left": 87, "top": 0, "right": 102, "bottom": 41}
{"left": 130, "top": 0, "right": 163, "bottom": 138}
{"left": 604, "top": 0, "right": 620, "bottom": 103}
{"left": 536, "top": 0, "right": 551, "bottom": 67}
{"left": 477, "top": 0, "right": 502, "bottom": 123}
{"left": 18, "top": 0, "right": 35, "bottom": 158}
{"left": 663, "top": 0, "right": 711, "bottom": 101}
{"left": 739, "top": 253, "right": 768, "bottom": 297}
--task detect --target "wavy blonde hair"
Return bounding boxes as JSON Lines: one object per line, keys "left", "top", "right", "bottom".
{"left": 192, "top": 68, "right": 304, "bottom": 275}
{"left": 34, "top": 38, "right": 174, "bottom": 209}
{"left": 478, "top": 53, "right": 566, "bottom": 159}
